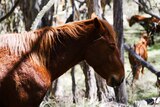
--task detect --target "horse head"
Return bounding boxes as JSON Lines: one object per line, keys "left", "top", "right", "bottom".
{"left": 85, "top": 18, "right": 125, "bottom": 87}
{"left": 128, "top": 15, "right": 147, "bottom": 27}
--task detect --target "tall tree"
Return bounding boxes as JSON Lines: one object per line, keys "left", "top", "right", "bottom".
{"left": 86, "top": 0, "right": 112, "bottom": 102}
{"left": 113, "top": 0, "right": 128, "bottom": 104}
{"left": 80, "top": 61, "right": 97, "bottom": 101}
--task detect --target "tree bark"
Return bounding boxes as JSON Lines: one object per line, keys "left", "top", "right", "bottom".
{"left": 70, "top": 67, "right": 77, "bottom": 103}
{"left": 113, "top": 0, "right": 128, "bottom": 104}
{"left": 86, "top": 0, "right": 111, "bottom": 102}
{"left": 138, "top": 0, "right": 144, "bottom": 12}
{"left": 80, "top": 61, "right": 97, "bottom": 101}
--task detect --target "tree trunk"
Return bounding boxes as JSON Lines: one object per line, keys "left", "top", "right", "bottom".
{"left": 52, "top": 79, "right": 64, "bottom": 98}
{"left": 70, "top": 67, "right": 77, "bottom": 103}
{"left": 19, "top": 0, "right": 54, "bottom": 31}
{"left": 86, "top": 0, "right": 111, "bottom": 102}
{"left": 80, "top": 61, "right": 97, "bottom": 101}
{"left": 113, "top": 0, "right": 128, "bottom": 104}
{"left": 138, "top": 0, "right": 143, "bottom": 12}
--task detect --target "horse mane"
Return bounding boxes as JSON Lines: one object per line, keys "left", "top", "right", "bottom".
{"left": 0, "top": 20, "right": 89, "bottom": 64}
{"left": 0, "top": 18, "right": 116, "bottom": 66}
{"left": 0, "top": 19, "right": 99, "bottom": 65}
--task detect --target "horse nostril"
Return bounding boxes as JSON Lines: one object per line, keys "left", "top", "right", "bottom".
{"left": 111, "top": 77, "right": 114, "bottom": 86}
{"left": 111, "top": 76, "right": 117, "bottom": 87}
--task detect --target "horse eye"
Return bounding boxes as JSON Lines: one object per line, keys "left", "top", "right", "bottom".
{"left": 109, "top": 43, "right": 116, "bottom": 50}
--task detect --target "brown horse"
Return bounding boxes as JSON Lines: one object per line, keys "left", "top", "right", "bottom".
{"left": 129, "top": 33, "right": 149, "bottom": 83}
{"left": 0, "top": 18, "right": 124, "bottom": 107}
{"left": 101, "top": 0, "right": 111, "bottom": 16}
{"left": 128, "top": 14, "right": 160, "bottom": 45}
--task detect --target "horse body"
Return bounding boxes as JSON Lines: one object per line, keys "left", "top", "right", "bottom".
{"left": 101, "top": 0, "right": 111, "bottom": 18}
{"left": 129, "top": 33, "right": 149, "bottom": 82}
{"left": 128, "top": 15, "right": 160, "bottom": 44}
{"left": 0, "top": 18, "right": 124, "bottom": 107}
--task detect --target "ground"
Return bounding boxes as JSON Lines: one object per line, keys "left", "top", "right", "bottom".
{"left": 0, "top": 0, "right": 160, "bottom": 107}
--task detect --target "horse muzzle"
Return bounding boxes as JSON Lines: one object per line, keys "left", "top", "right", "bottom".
{"left": 109, "top": 76, "right": 124, "bottom": 88}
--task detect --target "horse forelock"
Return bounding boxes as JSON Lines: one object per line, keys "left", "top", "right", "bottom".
{"left": 0, "top": 20, "right": 95, "bottom": 66}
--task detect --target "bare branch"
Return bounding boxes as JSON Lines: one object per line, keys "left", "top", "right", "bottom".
{"left": 133, "top": 0, "right": 160, "bottom": 20}
{"left": 30, "top": 0, "right": 55, "bottom": 30}
{"left": 143, "top": 9, "right": 160, "bottom": 20}
{"left": 0, "top": 0, "right": 20, "bottom": 23}
{"left": 75, "top": 0, "right": 85, "bottom": 7}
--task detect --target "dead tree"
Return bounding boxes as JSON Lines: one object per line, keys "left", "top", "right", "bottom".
{"left": 92, "top": 0, "right": 110, "bottom": 102}
{"left": 85, "top": 0, "right": 113, "bottom": 102}
{"left": 80, "top": 61, "right": 97, "bottom": 101}
{"left": 70, "top": 67, "right": 77, "bottom": 103}
{"left": 65, "top": 0, "right": 77, "bottom": 103}
{"left": 124, "top": 44, "right": 160, "bottom": 76}
{"left": 113, "top": 0, "right": 128, "bottom": 104}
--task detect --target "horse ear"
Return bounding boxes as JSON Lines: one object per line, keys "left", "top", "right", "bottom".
{"left": 91, "top": 12, "right": 98, "bottom": 19}
{"left": 93, "top": 17, "right": 100, "bottom": 29}
{"left": 109, "top": 43, "right": 116, "bottom": 50}
{"left": 127, "top": 17, "right": 130, "bottom": 22}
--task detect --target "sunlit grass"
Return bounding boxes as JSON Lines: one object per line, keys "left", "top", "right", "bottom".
{"left": 124, "top": 25, "right": 160, "bottom": 105}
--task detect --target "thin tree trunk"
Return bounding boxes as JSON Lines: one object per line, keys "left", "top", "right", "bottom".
{"left": 80, "top": 61, "right": 97, "bottom": 101}
{"left": 92, "top": 0, "right": 110, "bottom": 102}
{"left": 113, "top": 0, "right": 128, "bottom": 104}
{"left": 70, "top": 67, "right": 77, "bottom": 103}
{"left": 52, "top": 79, "right": 63, "bottom": 98}
{"left": 138, "top": 0, "right": 143, "bottom": 12}
{"left": 95, "top": 74, "right": 109, "bottom": 102}
{"left": 86, "top": 0, "right": 110, "bottom": 102}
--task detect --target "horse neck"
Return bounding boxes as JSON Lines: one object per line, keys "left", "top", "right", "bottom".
{"left": 47, "top": 29, "right": 99, "bottom": 80}
{"left": 30, "top": 19, "right": 102, "bottom": 80}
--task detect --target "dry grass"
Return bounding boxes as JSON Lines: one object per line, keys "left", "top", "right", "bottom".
{"left": 0, "top": 0, "right": 160, "bottom": 106}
